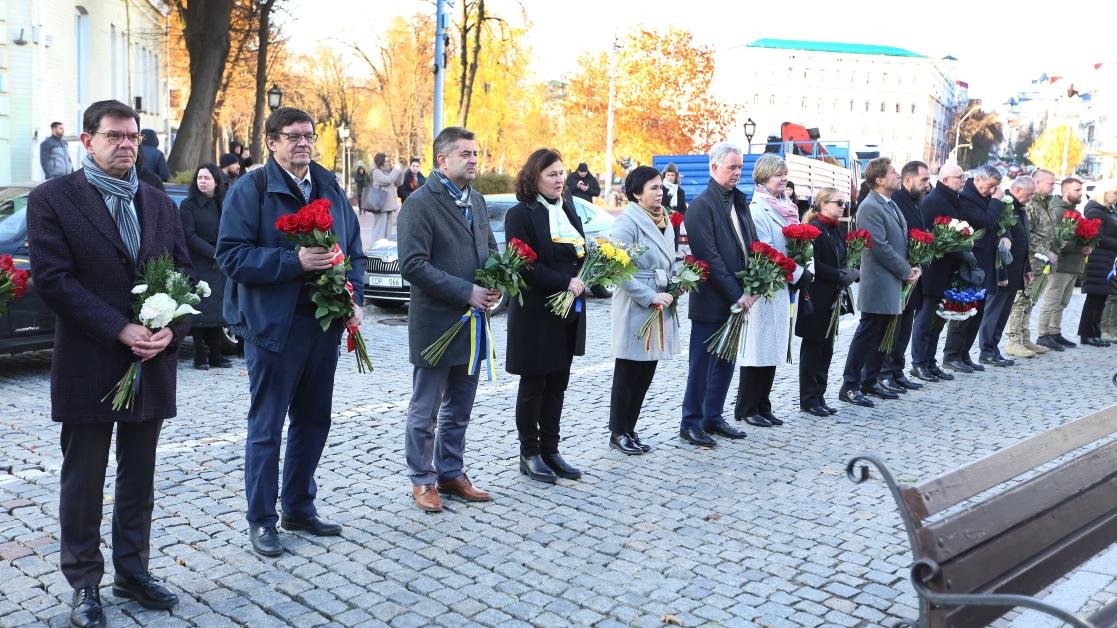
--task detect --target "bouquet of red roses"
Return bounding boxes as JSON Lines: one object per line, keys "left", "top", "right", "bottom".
{"left": 421, "top": 238, "right": 538, "bottom": 378}
{"left": 670, "top": 212, "right": 685, "bottom": 229}
{"left": 826, "top": 230, "right": 873, "bottom": 338}
{"left": 0, "top": 254, "right": 30, "bottom": 316}
{"left": 782, "top": 223, "right": 821, "bottom": 268}
{"left": 1074, "top": 215, "right": 1101, "bottom": 248}
{"left": 276, "top": 199, "right": 373, "bottom": 373}
{"left": 635, "top": 255, "right": 709, "bottom": 352}
{"left": 930, "top": 216, "right": 983, "bottom": 258}
{"left": 880, "top": 228, "right": 935, "bottom": 352}
{"left": 705, "top": 242, "right": 796, "bottom": 362}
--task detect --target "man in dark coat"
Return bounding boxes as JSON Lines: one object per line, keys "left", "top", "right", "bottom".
{"left": 565, "top": 162, "right": 601, "bottom": 203}
{"left": 217, "top": 107, "right": 366, "bottom": 557}
{"left": 977, "top": 176, "right": 1035, "bottom": 364}
{"left": 942, "top": 166, "right": 1004, "bottom": 373}
{"left": 138, "top": 129, "right": 169, "bottom": 182}
{"left": 875, "top": 160, "right": 931, "bottom": 393}
{"left": 27, "top": 100, "right": 188, "bottom": 627}
{"left": 910, "top": 163, "right": 969, "bottom": 382}
{"left": 679, "top": 143, "right": 754, "bottom": 447}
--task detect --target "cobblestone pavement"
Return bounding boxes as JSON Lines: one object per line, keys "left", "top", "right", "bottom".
{"left": 2, "top": 291, "right": 1116, "bottom": 627}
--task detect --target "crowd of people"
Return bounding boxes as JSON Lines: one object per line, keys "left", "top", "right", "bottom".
{"left": 24, "top": 98, "right": 1117, "bottom": 626}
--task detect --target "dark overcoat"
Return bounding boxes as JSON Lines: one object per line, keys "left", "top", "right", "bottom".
{"left": 998, "top": 193, "right": 1033, "bottom": 291}
{"left": 27, "top": 170, "right": 193, "bottom": 424}
{"left": 795, "top": 218, "right": 846, "bottom": 341}
{"left": 920, "top": 182, "right": 967, "bottom": 299}
{"left": 1082, "top": 200, "right": 1117, "bottom": 295}
{"left": 178, "top": 195, "right": 227, "bottom": 328}
{"left": 503, "top": 197, "right": 587, "bottom": 375}
{"left": 958, "top": 180, "right": 1003, "bottom": 293}
{"left": 891, "top": 186, "right": 926, "bottom": 312}
{"left": 683, "top": 179, "right": 757, "bottom": 324}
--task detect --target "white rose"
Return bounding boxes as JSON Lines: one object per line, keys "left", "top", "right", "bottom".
{"left": 196, "top": 280, "right": 211, "bottom": 298}
{"left": 131, "top": 284, "right": 148, "bottom": 295}
{"left": 948, "top": 218, "right": 960, "bottom": 229}
{"left": 138, "top": 293, "right": 178, "bottom": 329}
{"left": 173, "top": 303, "right": 201, "bottom": 318}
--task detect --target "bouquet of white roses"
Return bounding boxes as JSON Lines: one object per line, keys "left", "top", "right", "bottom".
{"left": 103, "top": 252, "right": 209, "bottom": 411}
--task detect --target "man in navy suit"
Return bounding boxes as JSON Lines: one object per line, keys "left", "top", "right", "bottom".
{"left": 28, "top": 100, "right": 187, "bottom": 627}
{"left": 679, "top": 143, "right": 754, "bottom": 447}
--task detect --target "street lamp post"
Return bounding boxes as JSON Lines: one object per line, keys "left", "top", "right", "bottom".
{"left": 433, "top": 0, "right": 448, "bottom": 140}
{"left": 602, "top": 33, "right": 619, "bottom": 204}
{"left": 743, "top": 118, "right": 757, "bottom": 146}
{"left": 338, "top": 123, "right": 351, "bottom": 197}
{"left": 950, "top": 103, "right": 980, "bottom": 164}
{"left": 267, "top": 85, "right": 283, "bottom": 112}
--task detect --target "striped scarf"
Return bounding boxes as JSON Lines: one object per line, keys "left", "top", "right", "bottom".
{"left": 83, "top": 153, "right": 141, "bottom": 263}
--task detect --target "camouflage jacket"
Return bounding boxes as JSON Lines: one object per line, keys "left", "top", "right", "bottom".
{"left": 1025, "top": 193, "right": 1055, "bottom": 261}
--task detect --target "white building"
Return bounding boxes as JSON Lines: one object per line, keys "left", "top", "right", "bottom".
{"left": 0, "top": 0, "right": 170, "bottom": 185}
{"left": 713, "top": 38, "right": 962, "bottom": 168}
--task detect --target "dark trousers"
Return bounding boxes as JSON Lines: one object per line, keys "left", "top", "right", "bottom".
{"left": 404, "top": 365, "right": 478, "bottom": 486}
{"left": 879, "top": 308, "right": 915, "bottom": 379}
{"left": 243, "top": 311, "right": 339, "bottom": 527}
{"left": 799, "top": 337, "right": 835, "bottom": 407}
{"left": 912, "top": 299, "right": 945, "bottom": 368}
{"left": 978, "top": 287, "right": 1018, "bottom": 357}
{"left": 735, "top": 366, "right": 776, "bottom": 417}
{"left": 609, "top": 359, "right": 658, "bottom": 435}
{"left": 842, "top": 313, "right": 891, "bottom": 388}
{"left": 59, "top": 419, "right": 163, "bottom": 589}
{"left": 1078, "top": 293, "right": 1108, "bottom": 338}
{"left": 944, "top": 299, "right": 986, "bottom": 362}
{"left": 681, "top": 320, "right": 735, "bottom": 430}
{"left": 516, "top": 366, "right": 571, "bottom": 457}
{"left": 192, "top": 327, "right": 225, "bottom": 363}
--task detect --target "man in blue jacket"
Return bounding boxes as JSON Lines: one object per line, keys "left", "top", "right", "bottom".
{"left": 217, "top": 107, "right": 366, "bottom": 557}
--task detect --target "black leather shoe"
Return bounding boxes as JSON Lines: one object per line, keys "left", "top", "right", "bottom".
{"left": 281, "top": 514, "right": 342, "bottom": 536}
{"left": 1083, "top": 336, "right": 1109, "bottom": 347}
{"left": 822, "top": 403, "right": 838, "bottom": 415}
{"left": 910, "top": 366, "right": 940, "bottom": 382}
{"left": 962, "top": 359, "right": 985, "bottom": 372}
{"left": 862, "top": 383, "right": 899, "bottom": 400}
{"left": 209, "top": 355, "right": 233, "bottom": 368}
{"left": 70, "top": 586, "right": 105, "bottom": 628}
{"left": 928, "top": 365, "right": 954, "bottom": 380}
{"left": 838, "top": 387, "right": 875, "bottom": 407}
{"left": 759, "top": 411, "right": 784, "bottom": 426}
{"left": 942, "top": 359, "right": 974, "bottom": 373}
{"left": 519, "top": 454, "right": 558, "bottom": 483}
{"left": 979, "top": 355, "right": 1013, "bottom": 367}
{"left": 609, "top": 433, "right": 643, "bottom": 455}
{"left": 892, "top": 374, "right": 924, "bottom": 390}
{"left": 193, "top": 358, "right": 209, "bottom": 370}
{"left": 742, "top": 414, "right": 772, "bottom": 427}
{"left": 112, "top": 571, "right": 178, "bottom": 610}
{"left": 541, "top": 452, "right": 582, "bottom": 480}
{"left": 1035, "top": 335, "right": 1065, "bottom": 351}
{"left": 629, "top": 432, "right": 651, "bottom": 453}
{"left": 877, "top": 378, "right": 907, "bottom": 394}
{"left": 801, "top": 405, "right": 830, "bottom": 417}
{"left": 707, "top": 420, "right": 748, "bottom": 438}
{"left": 249, "top": 526, "right": 283, "bottom": 557}
{"left": 1054, "top": 334, "right": 1077, "bottom": 348}
{"left": 679, "top": 427, "right": 717, "bottom": 447}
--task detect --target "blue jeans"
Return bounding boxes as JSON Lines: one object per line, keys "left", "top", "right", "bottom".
{"left": 681, "top": 320, "right": 735, "bottom": 430}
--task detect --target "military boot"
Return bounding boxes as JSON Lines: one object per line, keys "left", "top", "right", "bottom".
{"left": 1023, "top": 338, "right": 1049, "bottom": 354}
{"left": 1003, "top": 342, "right": 1036, "bottom": 358}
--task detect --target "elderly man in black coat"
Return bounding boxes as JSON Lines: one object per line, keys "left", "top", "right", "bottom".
{"left": 27, "top": 100, "right": 189, "bottom": 627}
{"left": 977, "top": 176, "right": 1035, "bottom": 365}
{"left": 679, "top": 142, "right": 754, "bottom": 447}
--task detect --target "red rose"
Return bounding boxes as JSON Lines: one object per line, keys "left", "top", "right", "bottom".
{"left": 314, "top": 208, "right": 334, "bottom": 232}
{"left": 275, "top": 214, "right": 296, "bottom": 233}
{"left": 1064, "top": 210, "right": 1081, "bottom": 221}
{"left": 908, "top": 228, "right": 934, "bottom": 244}
{"left": 670, "top": 212, "right": 685, "bottom": 227}
{"left": 0, "top": 255, "right": 12, "bottom": 272}
{"left": 934, "top": 216, "right": 952, "bottom": 225}
{"left": 296, "top": 210, "right": 316, "bottom": 232}
{"left": 750, "top": 241, "right": 772, "bottom": 255}
{"left": 684, "top": 255, "right": 696, "bottom": 266}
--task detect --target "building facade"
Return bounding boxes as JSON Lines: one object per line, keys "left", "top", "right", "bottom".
{"left": 713, "top": 39, "right": 961, "bottom": 169}
{"left": 0, "top": 0, "right": 169, "bottom": 184}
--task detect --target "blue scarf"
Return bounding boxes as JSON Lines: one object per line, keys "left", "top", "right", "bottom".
{"left": 83, "top": 153, "right": 141, "bottom": 263}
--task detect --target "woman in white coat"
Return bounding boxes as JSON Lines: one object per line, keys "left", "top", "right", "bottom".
{"left": 369, "top": 152, "right": 404, "bottom": 241}
{"left": 735, "top": 155, "right": 809, "bottom": 427}
{"left": 608, "top": 166, "right": 680, "bottom": 455}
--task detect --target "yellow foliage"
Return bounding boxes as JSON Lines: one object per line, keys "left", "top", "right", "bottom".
{"left": 315, "top": 122, "right": 338, "bottom": 173}
{"left": 1028, "top": 125, "right": 1086, "bottom": 175}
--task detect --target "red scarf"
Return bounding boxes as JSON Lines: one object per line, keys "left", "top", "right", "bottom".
{"left": 817, "top": 213, "right": 840, "bottom": 228}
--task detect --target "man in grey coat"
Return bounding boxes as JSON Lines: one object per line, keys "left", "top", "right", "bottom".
{"left": 838, "top": 158, "right": 921, "bottom": 407}
{"left": 397, "top": 126, "right": 499, "bottom": 513}
{"left": 39, "top": 121, "right": 73, "bottom": 179}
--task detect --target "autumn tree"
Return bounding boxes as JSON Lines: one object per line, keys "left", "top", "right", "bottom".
{"left": 1028, "top": 125, "right": 1086, "bottom": 175}
{"left": 948, "top": 104, "right": 1003, "bottom": 169}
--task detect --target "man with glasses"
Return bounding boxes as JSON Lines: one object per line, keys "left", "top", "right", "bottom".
{"left": 217, "top": 107, "right": 366, "bottom": 557}
{"left": 28, "top": 100, "right": 187, "bottom": 627}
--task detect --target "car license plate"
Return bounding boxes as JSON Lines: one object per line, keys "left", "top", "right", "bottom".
{"left": 367, "top": 275, "right": 403, "bottom": 288}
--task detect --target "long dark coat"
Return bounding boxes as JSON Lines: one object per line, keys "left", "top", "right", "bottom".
{"left": 795, "top": 218, "right": 846, "bottom": 341}
{"left": 179, "top": 194, "right": 227, "bottom": 328}
{"left": 998, "top": 193, "right": 1032, "bottom": 292}
{"left": 891, "top": 186, "right": 926, "bottom": 312}
{"left": 503, "top": 197, "right": 587, "bottom": 375}
{"left": 1082, "top": 200, "right": 1117, "bottom": 295}
{"left": 683, "top": 179, "right": 757, "bottom": 324}
{"left": 920, "top": 182, "right": 966, "bottom": 299}
{"left": 27, "top": 170, "right": 193, "bottom": 424}
{"left": 958, "top": 180, "right": 1003, "bottom": 294}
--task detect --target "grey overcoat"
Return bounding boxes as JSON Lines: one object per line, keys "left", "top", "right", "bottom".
{"left": 610, "top": 203, "right": 680, "bottom": 361}
{"left": 855, "top": 191, "right": 911, "bottom": 315}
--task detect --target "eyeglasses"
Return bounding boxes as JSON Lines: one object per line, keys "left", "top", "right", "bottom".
{"left": 94, "top": 131, "right": 144, "bottom": 145}
{"left": 826, "top": 200, "right": 847, "bottom": 208}
{"left": 278, "top": 132, "right": 318, "bottom": 144}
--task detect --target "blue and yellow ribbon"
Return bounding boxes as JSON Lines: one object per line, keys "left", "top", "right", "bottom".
{"left": 465, "top": 307, "right": 497, "bottom": 381}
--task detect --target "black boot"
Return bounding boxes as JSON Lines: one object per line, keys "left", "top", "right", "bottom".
{"left": 192, "top": 333, "right": 209, "bottom": 370}
{"left": 207, "top": 329, "right": 232, "bottom": 368}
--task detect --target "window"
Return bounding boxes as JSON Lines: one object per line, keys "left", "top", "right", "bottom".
{"left": 880, "top": 101, "right": 885, "bottom": 112}
{"left": 865, "top": 100, "right": 870, "bottom": 112}
{"left": 110, "top": 25, "right": 117, "bottom": 100}
{"left": 75, "top": 8, "right": 90, "bottom": 129}
{"left": 896, "top": 103, "right": 901, "bottom": 113}
{"left": 753, "top": 93, "right": 759, "bottom": 105}
{"left": 769, "top": 95, "right": 775, "bottom": 106}
{"left": 819, "top": 69, "right": 825, "bottom": 82}
{"left": 883, "top": 72, "right": 888, "bottom": 85}
{"left": 850, "top": 99, "right": 855, "bottom": 111}
{"left": 911, "top": 103, "right": 917, "bottom": 114}
{"left": 801, "top": 96, "right": 807, "bottom": 109}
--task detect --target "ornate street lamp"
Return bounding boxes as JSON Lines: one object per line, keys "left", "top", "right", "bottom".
{"left": 267, "top": 85, "right": 283, "bottom": 111}
{"left": 338, "top": 124, "right": 351, "bottom": 195}
{"left": 743, "top": 117, "right": 757, "bottom": 144}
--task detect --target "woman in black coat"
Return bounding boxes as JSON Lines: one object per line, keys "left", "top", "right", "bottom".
{"left": 398, "top": 157, "right": 426, "bottom": 205}
{"left": 353, "top": 166, "right": 369, "bottom": 214}
{"left": 179, "top": 164, "right": 231, "bottom": 369}
{"left": 795, "top": 188, "right": 858, "bottom": 416}
{"left": 504, "top": 148, "right": 588, "bottom": 484}
{"left": 1077, "top": 185, "right": 1117, "bottom": 346}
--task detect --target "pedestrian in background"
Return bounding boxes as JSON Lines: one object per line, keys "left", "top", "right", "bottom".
{"left": 399, "top": 157, "right": 426, "bottom": 205}
{"left": 1076, "top": 180, "right": 1117, "bottom": 347}
{"left": 370, "top": 152, "right": 404, "bottom": 241}
{"left": 565, "top": 162, "right": 601, "bottom": 203}
{"left": 138, "top": 129, "right": 169, "bottom": 183}
{"left": 353, "top": 165, "right": 370, "bottom": 214}
{"left": 505, "top": 148, "right": 587, "bottom": 483}
{"left": 179, "top": 163, "right": 231, "bottom": 371}
{"left": 39, "top": 121, "right": 73, "bottom": 179}
{"left": 220, "top": 153, "right": 242, "bottom": 183}
{"left": 661, "top": 162, "right": 687, "bottom": 214}
{"left": 608, "top": 166, "right": 679, "bottom": 455}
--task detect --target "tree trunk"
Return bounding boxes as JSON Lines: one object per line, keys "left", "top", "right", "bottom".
{"left": 249, "top": 0, "right": 275, "bottom": 163}
{"left": 168, "top": 0, "right": 234, "bottom": 175}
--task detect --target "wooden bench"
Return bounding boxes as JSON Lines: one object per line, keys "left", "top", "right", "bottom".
{"left": 846, "top": 404, "right": 1117, "bottom": 627}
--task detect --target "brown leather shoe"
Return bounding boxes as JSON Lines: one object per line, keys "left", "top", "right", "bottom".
{"left": 412, "top": 484, "right": 443, "bottom": 512}
{"left": 436, "top": 474, "right": 492, "bottom": 502}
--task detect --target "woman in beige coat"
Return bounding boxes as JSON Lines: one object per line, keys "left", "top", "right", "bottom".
{"left": 370, "top": 152, "right": 404, "bottom": 241}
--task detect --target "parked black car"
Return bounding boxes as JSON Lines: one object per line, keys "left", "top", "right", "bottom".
{"left": 0, "top": 184, "right": 55, "bottom": 355}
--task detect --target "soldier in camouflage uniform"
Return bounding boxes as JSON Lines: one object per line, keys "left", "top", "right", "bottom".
{"left": 1004, "top": 169, "right": 1058, "bottom": 357}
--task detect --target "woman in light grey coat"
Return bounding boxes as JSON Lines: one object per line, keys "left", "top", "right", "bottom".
{"left": 608, "top": 167, "right": 680, "bottom": 455}
{"left": 735, "top": 155, "right": 807, "bottom": 428}
{"left": 369, "top": 152, "right": 404, "bottom": 241}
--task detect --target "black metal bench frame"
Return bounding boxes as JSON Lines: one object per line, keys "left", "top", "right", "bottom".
{"left": 847, "top": 404, "right": 1117, "bottom": 627}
